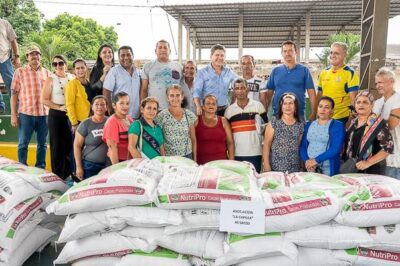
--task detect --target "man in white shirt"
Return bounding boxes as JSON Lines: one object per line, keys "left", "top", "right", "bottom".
{"left": 240, "top": 55, "right": 267, "bottom": 109}
{"left": 373, "top": 67, "right": 400, "bottom": 178}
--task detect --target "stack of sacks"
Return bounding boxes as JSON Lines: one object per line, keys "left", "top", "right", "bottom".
{"left": 246, "top": 171, "right": 400, "bottom": 266}
{"left": 0, "top": 156, "right": 68, "bottom": 266}
{"left": 51, "top": 157, "right": 223, "bottom": 265}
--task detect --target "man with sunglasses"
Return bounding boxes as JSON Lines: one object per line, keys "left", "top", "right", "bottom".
{"left": 265, "top": 40, "right": 317, "bottom": 121}
{"left": 317, "top": 42, "right": 359, "bottom": 125}
{"left": 10, "top": 45, "right": 51, "bottom": 168}
{"left": 0, "top": 18, "right": 20, "bottom": 113}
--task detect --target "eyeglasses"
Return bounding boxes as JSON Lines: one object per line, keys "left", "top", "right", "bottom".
{"left": 52, "top": 61, "right": 65, "bottom": 67}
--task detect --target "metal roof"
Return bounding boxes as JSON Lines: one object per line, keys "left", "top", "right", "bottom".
{"left": 160, "top": 0, "right": 400, "bottom": 48}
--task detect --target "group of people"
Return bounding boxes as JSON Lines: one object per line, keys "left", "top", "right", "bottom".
{"left": 1, "top": 17, "right": 399, "bottom": 180}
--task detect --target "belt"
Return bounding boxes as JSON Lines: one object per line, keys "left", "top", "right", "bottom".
{"left": 217, "top": 105, "right": 228, "bottom": 111}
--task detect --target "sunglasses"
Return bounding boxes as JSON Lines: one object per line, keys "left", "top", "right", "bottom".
{"left": 52, "top": 61, "right": 65, "bottom": 67}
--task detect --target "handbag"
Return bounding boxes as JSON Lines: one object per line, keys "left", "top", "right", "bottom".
{"left": 339, "top": 158, "right": 358, "bottom": 174}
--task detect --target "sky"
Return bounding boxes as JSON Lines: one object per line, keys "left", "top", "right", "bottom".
{"left": 34, "top": 0, "right": 400, "bottom": 61}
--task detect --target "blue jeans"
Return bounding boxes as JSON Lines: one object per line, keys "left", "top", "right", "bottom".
{"left": 0, "top": 58, "right": 14, "bottom": 111}
{"left": 386, "top": 166, "right": 400, "bottom": 179}
{"left": 18, "top": 113, "right": 48, "bottom": 168}
{"left": 82, "top": 159, "right": 105, "bottom": 179}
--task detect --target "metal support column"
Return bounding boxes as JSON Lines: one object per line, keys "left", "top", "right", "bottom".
{"left": 289, "top": 26, "right": 294, "bottom": 41}
{"left": 238, "top": 13, "right": 244, "bottom": 61}
{"left": 360, "top": 0, "right": 390, "bottom": 95}
{"left": 296, "top": 24, "right": 301, "bottom": 62}
{"left": 192, "top": 29, "right": 197, "bottom": 63}
{"left": 305, "top": 11, "right": 311, "bottom": 64}
{"left": 198, "top": 47, "right": 202, "bottom": 64}
{"left": 186, "top": 26, "right": 191, "bottom": 61}
{"left": 178, "top": 15, "right": 183, "bottom": 64}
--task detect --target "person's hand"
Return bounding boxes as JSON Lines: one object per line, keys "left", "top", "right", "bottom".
{"left": 59, "top": 105, "right": 67, "bottom": 112}
{"left": 196, "top": 105, "right": 202, "bottom": 116}
{"left": 11, "top": 114, "right": 18, "bottom": 128}
{"left": 103, "top": 65, "right": 111, "bottom": 74}
{"left": 71, "top": 125, "right": 78, "bottom": 134}
{"left": 75, "top": 167, "right": 84, "bottom": 181}
{"left": 13, "top": 57, "right": 21, "bottom": 69}
{"left": 305, "top": 159, "right": 317, "bottom": 170}
{"left": 263, "top": 163, "right": 272, "bottom": 172}
{"left": 356, "top": 160, "right": 372, "bottom": 171}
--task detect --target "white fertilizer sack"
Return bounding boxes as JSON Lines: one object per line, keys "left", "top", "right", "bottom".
{"left": 215, "top": 233, "right": 298, "bottom": 266}
{"left": 46, "top": 169, "right": 157, "bottom": 215}
{"left": 120, "top": 227, "right": 224, "bottom": 259}
{"left": 117, "top": 247, "right": 190, "bottom": 266}
{"left": 54, "top": 232, "right": 156, "bottom": 264}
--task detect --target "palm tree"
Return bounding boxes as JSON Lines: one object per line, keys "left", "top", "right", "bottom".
{"left": 316, "top": 33, "right": 361, "bottom": 67}
{"left": 22, "top": 32, "right": 80, "bottom": 69}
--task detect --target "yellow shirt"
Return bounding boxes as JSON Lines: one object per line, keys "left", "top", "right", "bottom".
{"left": 65, "top": 78, "right": 90, "bottom": 125}
{"left": 318, "top": 66, "right": 359, "bottom": 119}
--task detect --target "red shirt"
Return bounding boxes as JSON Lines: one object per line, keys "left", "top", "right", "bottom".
{"left": 195, "top": 115, "right": 227, "bottom": 164}
{"left": 102, "top": 114, "right": 133, "bottom": 161}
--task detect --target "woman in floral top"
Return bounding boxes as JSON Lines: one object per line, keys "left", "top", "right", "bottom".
{"left": 156, "top": 84, "right": 197, "bottom": 161}
{"left": 343, "top": 90, "right": 394, "bottom": 174}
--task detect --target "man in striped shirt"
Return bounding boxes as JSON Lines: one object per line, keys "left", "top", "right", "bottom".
{"left": 10, "top": 45, "right": 51, "bottom": 168}
{"left": 224, "top": 78, "right": 268, "bottom": 172}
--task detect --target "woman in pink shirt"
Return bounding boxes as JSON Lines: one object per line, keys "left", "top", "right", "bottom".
{"left": 102, "top": 92, "right": 133, "bottom": 164}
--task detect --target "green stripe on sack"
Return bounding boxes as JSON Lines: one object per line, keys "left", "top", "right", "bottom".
{"left": 345, "top": 248, "right": 357, "bottom": 256}
{"left": 158, "top": 195, "right": 169, "bottom": 204}
{"left": 228, "top": 232, "right": 281, "bottom": 244}
{"left": 6, "top": 229, "right": 15, "bottom": 239}
{"left": 58, "top": 194, "right": 69, "bottom": 203}
{"left": 132, "top": 248, "right": 180, "bottom": 259}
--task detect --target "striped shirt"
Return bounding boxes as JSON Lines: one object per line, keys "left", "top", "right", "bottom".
{"left": 224, "top": 99, "right": 268, "bottom": 156}
{"left": 11, "top": 65, "right": 51, "bottom": 116}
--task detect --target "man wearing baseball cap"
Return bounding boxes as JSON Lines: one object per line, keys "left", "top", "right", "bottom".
{"left": 10, "top": 45, "right": 51, "bottom": 168}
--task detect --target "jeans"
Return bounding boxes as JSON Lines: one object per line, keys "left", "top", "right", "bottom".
{"left": 0, "top": 58, "right": 14, "bottom": 112}
{"left": 235, "top": 155, "right": 262, "bottom": 173}
{"left": 0, "top": 58, "right": 14, "bottom": 95}
{"left": 82, "top": 159, "right": 105, "bottom": 179}
{"left": 18, "top": 113, "right": 48, "bottom": 168}
{"left": 385, "top": 166, "right": 400, "bottom": 179}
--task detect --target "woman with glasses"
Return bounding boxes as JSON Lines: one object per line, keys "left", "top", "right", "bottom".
{"left": 300, "top": 96, "right": 345, "bottom": 176}
{"left": 40, "top": 55, "right": 74, "bottom": 179}
{"left": 156, "top": 84, "right": 197, "bottom": 160}
{"left": 74, "top": 95, "right": 108, "bottom": 180}
{"left": 89, "top": 44, "right": 114, "bottom": 99}
{"left": 342, "top": 91, "right": 393, "bottom": 174}
{"left": 263, "top": 92, "right": 304, "bottom": 173}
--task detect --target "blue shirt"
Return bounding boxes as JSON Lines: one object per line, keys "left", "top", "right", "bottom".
{"left": 266, "top": 64, "right": 315, "bottom": 118}
{"left": 193, "top": 64, "right": 237, "bottom": 107}
{"left": 104, "top": 65, "right": 141, "bottom": 119}
{"left": 307, "top": 120, "right": 331, "bottom": 174}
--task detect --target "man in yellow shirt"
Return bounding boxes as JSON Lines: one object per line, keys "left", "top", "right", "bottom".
{"left": 317, "top": 42, "right": 359, "bottom": 124}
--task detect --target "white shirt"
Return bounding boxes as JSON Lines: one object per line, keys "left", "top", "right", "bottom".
{"left": 373, "top": 92, "right": 400, "bottom": 167}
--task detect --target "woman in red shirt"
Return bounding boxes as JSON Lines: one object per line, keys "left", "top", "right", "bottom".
{"left": 195, "top": 94, "right": 234, "bottom": 164}
{"left": 102, "top": 92, "right": 133, "bottom": 164}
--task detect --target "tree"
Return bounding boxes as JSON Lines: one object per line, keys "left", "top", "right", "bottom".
{"left": 43, "top": 13, "right": 118, "bottom": 60}
{"left": 23, "top": 32, "right": 80, "bottom": 69}
{"left": 0, "top": 0, "right": 42, "bottom": 45}
{"left": 316, "top": 33, "right": 361, "bottom": 67}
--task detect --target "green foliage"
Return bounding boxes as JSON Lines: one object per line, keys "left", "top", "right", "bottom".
{"left": 23, "top": 32, "right": 80, "bottom": 69}
{"left": 43, "top": 13, "right": 118, "bottom": 60}
{"left": 316, "top": 33, "right": 361, "bottom": 67}
{"left": 0, "top": 0, "right": 42, "bottom": 44}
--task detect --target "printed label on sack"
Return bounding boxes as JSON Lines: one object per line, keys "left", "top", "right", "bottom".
{"left": 351, "top": 200, "right": 400, "bottom": 211}
{"left": 220, "top": 200, "right": 265, "bottom": 234}
{"left": 160, "top": 193, "right": 251, "bottom": 204}
{"left": 79, "top": 249, "right": 133, "bottom": 261}
{"left": 265, "top": 198, "right": 332, "bottom": 216}
{"left": 40, "top": 174, "right": 61, "bottom": 183}
{"left": 7, "top": 197, "right": 43, "bottom": 239}
{"left": 358, "top": 247, "right": 400, "bottom": 262}
{"left": 64, "top": 186, "right": 145, "bottom": 202}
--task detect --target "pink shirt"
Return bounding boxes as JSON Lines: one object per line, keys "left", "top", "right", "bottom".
{"left": 102, "top": 114, "right": 133, "bottom": 161}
